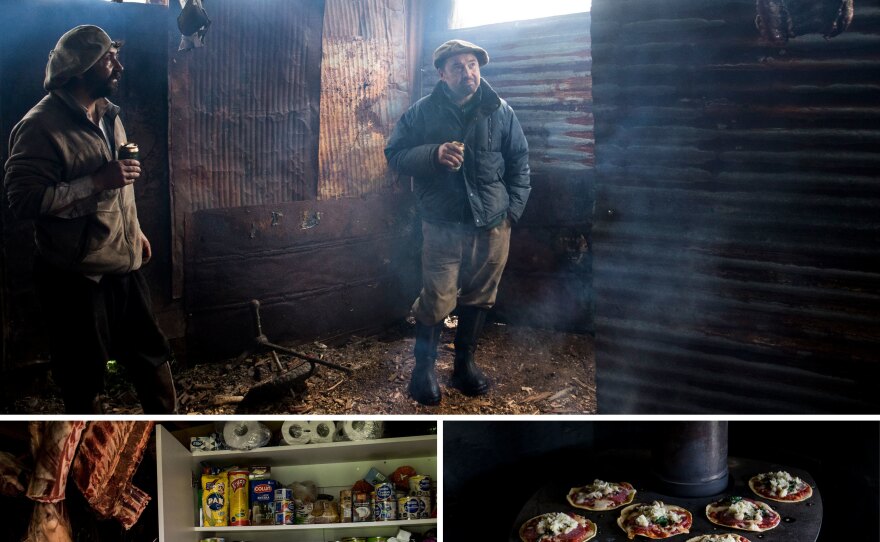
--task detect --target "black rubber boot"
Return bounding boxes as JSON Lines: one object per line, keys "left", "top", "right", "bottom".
{"left": 450, "top": 306, "right": 490, "bottom": 396}
{"left": 133, "top": 360, "right": 179, "bottom": 414}
{"left": 409, "top": 321, "right": 443, "bottom": 406}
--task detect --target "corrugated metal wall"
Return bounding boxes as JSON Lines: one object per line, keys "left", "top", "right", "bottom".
{"left": 176, "top": 0, "right": 423, "bottom": 358}
{"left": 422, "top": 12, "right": 595, "bottom": 330}
{"left": 591, "top": 0, "right": 880, "bottom": 413}
{"left": 318, "top": 0, "right": 410, "bottom": 198}
{"left": 168, "top": 0, "right": 325, "bottom": 296}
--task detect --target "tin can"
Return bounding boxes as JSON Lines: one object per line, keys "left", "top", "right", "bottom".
{"left": 273, "top": 499, "right": 294, "bottom": 513}
{"left": 415, "top": 494, "right": 432, "bottom": 518}
{"left": 340, "top": 489, "right": 353, "bottom": 522}
{"left": 294, "top": 497, "right": 314, "bottom": 525}
{"left": 352, "top": 491, "right": 372, "bottom": 523}
{"left": 373, "top": 500, "right": 396, "bottom": 521}
{"left": 274, "top": 488, "right": 292, "bottom": 501}
{"left": 398, "top": 496, "right": 421, "bottom": 520}
{"left": 118, "top": 142, "right": 139, "bottom": 161}
{"left": 228, "top": 470, "right": 249, "bottom": 526}
{"left": 274, "top": 508, "right": 295, "bottom": 525}
{"left": 374, "top": 482, "right": 395, "bottom": 502}
{"left": 274, "top": 498, "right": 295, "bottom": 524}
{"left": 408, "top": 475, "right": 431, "bottom": 495}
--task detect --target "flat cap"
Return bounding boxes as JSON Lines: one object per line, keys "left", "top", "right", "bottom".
{"left": 433, "top": 39, "right": 489, "bottom": 70}
{"left": 44, "top": 25, "right": 123, "bottom": 91}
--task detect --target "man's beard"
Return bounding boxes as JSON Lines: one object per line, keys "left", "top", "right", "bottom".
{"left": 85, "top": 72, "right": 120, "bottom": 99}
{"left": 445, "top": 78, "right": 478, "bottom": 101}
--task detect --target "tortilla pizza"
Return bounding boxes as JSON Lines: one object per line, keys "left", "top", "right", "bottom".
{"left": 748, "top": 471, "right": 812, "bottom": 503}
{"left": 705, "top": 496, "right": 781, "bottom": 532}
{"left": 567, "top": 479, "right": 636, "bottom": 511}
{"left": 686, "top": 535, "right": 752, "bottom": 542}
{"left": 617, "top": 501, "right": 692, "bottom": 539}
{"left": 519, "top": 512, "right": 596, "bottom": 542}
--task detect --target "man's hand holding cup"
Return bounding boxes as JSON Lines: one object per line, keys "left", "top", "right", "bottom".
{"left": 93, "top": 159, "right": 141, "bottom": 191}
{"left": 437, "top": 141, "right": 465, "bottom": 171}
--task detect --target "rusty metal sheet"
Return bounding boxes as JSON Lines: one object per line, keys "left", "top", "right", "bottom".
{"left": 318, "top": 0, "right": 411, "bottom": 199}
{"left": 591, "top": 0, "right": 880, "bottom": 412}
{"left": 421, "top": 12, "right": 594, "bottom": 331}
{"left": 168, "top": 0, "right": 325, "bottom": 297}
{"left": 184, "top": 193, "right": 420, "bottom": 360}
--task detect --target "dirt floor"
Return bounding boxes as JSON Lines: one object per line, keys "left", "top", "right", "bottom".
{"left": 3, "top": 318, "right": 596, "bottom": 415}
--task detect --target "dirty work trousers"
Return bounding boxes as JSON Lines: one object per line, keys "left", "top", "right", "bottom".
{"left": 34, "top": 258, "right": 176, "bottom": 414}
{"left": 411, "top": 219, "right": 512, "bottom": 326}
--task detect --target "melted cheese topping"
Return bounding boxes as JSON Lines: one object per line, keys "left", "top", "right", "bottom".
{"left": 728, "top": 499, "right": 759, "bottom": 521}
{"left": 631, "top": 501, "right": 684, "bottom": 526}
{"left": 536, "top": 513, "right": 579, "bottom": 536}
{"left": 584, "top": 479, "right": 617, "bottom": 499}
{"left": 702, "top": 535, "right": 740, "bottom": 542}
{"left": 762, "top": 471, "right": 805, "bottom": 498}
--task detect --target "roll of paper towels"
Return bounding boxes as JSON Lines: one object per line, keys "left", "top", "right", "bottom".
{"left": 309, "top": 420, "right": 337, "bottom": 443}
{"left": 281, "top": 420, "right": 314, "bottom": 445}
{"left": 223, "top": 421, "right": 270, "bottom": 450}
{"left": 338, "top": 421, "right": 383, "bottom": 441}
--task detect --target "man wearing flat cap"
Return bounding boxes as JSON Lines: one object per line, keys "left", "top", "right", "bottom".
{"left": 4, "top": 25, "right": 177, "bottom": 413}
{"left": 385, "top": 39, "right": 531, "bottom": 405}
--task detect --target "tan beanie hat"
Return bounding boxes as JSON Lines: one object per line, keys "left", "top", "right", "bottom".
{"left": 44, "top": 25, "right": 123, "bottom": 91}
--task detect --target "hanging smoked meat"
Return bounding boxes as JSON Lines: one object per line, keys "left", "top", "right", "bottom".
{"left": 756, "top": 0, "right": 854, "bottom": 45}
{"left": 26, "top": 422, "right": 86, "bottom": 504}
{"left": 71, "top": 421, "right": 155, "bottom": 530}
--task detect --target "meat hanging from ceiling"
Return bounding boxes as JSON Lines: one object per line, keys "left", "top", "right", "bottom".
{"left": 0, "top": 450, "right": 30, "bottom": 497}
{"left": 71, "top": 421, "right": 156, "bottom": 530}
{"left": 2, "top": 421, "right": 157, "bottom": 537}
{"left": 22, "top": 422, "right": 86, "bottom": 542}
{"left": 756, "top": 0, "right": 854, "bottom": 45}
{"left": 26, "top": 422, "right": 86, "bottom": 504}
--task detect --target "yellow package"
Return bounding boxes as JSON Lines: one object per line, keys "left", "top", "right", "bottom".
{"left": 202, "top": 472, "right": 229, "bottom": 527}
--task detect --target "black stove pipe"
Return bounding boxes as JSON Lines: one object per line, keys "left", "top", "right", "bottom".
{"left": 650, "top": 421, "right": 730, "bottom": 497}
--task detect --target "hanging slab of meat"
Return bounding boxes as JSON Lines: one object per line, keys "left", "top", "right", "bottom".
{"left": 0, "top": 450, "right": 30, "bottom": 496}
{"left": 756, "top": 0, "right": 854, "bottom": 44}
{"left": 25, "top": 502, "right": 73, "bottom": 542}
{"left": 756, "top": 0, "right": 794, "bottom": 45}
{"left": 115, "top": 485, "right": 153, "bottom": 530}
{"left": 26, "top": 421, "right": 86, "bottom": 503}
{"left": 826, "top": 0, "right": 854, "bottom": 37}
{"left": 71, "top": 421, "right": 155, "bottom": 530}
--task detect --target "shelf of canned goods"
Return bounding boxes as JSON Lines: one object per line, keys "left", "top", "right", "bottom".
{"left": 156, "top": 425, "right": 438, "bottom": 542}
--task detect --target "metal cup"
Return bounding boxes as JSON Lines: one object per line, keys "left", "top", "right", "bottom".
{"left": 450, "top": 141, "right": 464, "bottom": 171}
{"left": 118, "top": 142, "right": 139, "bottom": 161}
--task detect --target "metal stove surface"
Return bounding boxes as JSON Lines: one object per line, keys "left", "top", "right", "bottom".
{"left": 510, "top": 455, "right": 822, "bottom": 542}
